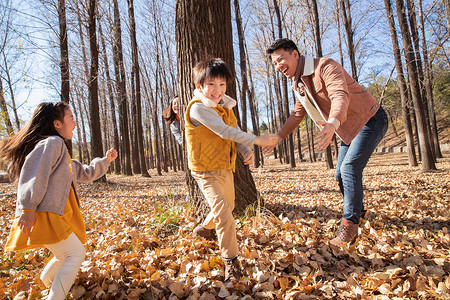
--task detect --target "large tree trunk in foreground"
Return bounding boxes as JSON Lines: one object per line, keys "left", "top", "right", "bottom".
{"left": 176, "top": 0, "right": 258, "bottom": 221}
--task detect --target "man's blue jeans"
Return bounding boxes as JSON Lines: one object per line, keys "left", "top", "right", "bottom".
{"left": 335, "top": 106, "right": 389, "bottom": 224}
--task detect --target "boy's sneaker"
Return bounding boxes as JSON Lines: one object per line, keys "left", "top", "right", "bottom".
{"left": 193, "top": 225, "right": 214, "bottom": 241}
{"left": 224, "top": 257, "right": 242, "bottom": 282}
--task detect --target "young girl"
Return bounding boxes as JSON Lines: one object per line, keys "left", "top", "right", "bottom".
{"left": 185, "top": 58, "right": 277, "bottom": 282}
{"left": 162, "top": 96, "right": 182, "bottom": 145}
{"left": 0, "top": 102, "right": 117, "bottom": 299}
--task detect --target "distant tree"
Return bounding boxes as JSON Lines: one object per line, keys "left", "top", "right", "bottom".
{"left": 87, "top": 0, "right": 104, "bottom": 162}
{"left": 234, "top": 0, "right": 262, "bottom": 167}
{"left": 58, "top": 0, "right": 70, "bottom": 104}
{"left": 127, "top": 0, "right": 149, "bottom": 177}
{"left": 260, "top": 122, "right": 268, "bottom": 132}
{"left": 0, "top": 79, "right": 13, "bottom": 135}
{"left": 308, "top": 0, "right": 333, "bottom": 169}
{"left": 418, "top": 0, "right": 442, "bottom": 158}
{"left": 98, "top": 18, "right": 121, "bottom": 173}
{"left": 112, "top": 0, "right": 132, "bottom": 175}
{"left": 444, "top": 0, "right": 450, "bottom": 38}
{"left": 340, "top": 0, "right": 358, "bottom": 81}
{"left": 395, "top": 0, "right": 436, "bottom": 171}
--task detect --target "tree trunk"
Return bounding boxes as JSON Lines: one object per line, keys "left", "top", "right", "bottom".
{"left": 274, "top": 0, "right": 295, "bottom": 168}
{"left": 176, "top": 0, "right": 259, "bottom": 220}
{"left": 266, "top": 60, "right": 279, "bottom": 160}
{"left": 395, "top": 0, "right": 436, "bottom": 171}
{"left": 406, "top": 0, "right": 435, "bottom": 158}
{"left": 443, "top": 0, "right": 450, "bottom": 39}
{"left": 418, "top": 0, "right": 442, "bottom": 158}
{"left": 296, "top": 127, "right": 303, "bottom": 161}
{"left": 58, "top": 0, "right": 72, "bottom": 154}
{"left": 245, "top": 43, "right": 262, "bottom": 168}
{"left": 112, "top": 0, "right": 132, "bottom": 175}
{"left": 1, "top": 54, "right": 20, "bottom": 130}
{"left": 234, "top": 0, "right": 247, "bottom": 133}
{"left": 70, "top": 90, "right": 83, "bottom": 163}
{"left": 140, "top": 60, "right": 162, "bottom": 175}
{"left": 309, "top": 0, "right": 333, "bottom": 169}
{"left": 88, "top": 0, "right": 103, "bottom": 162}
{"left": 341, "top": 0, "right": 358, "bottom": 81}
{"left": 335, "top": 0, "right": 345, "bottom": 66}
{"left": 305, "top": 116, "right": 313, "bottom": 162}
{"left": 235, "top": 0, "right": 261, "bottom": 168}
{"left": 127, "top": 0, "right": 149, "bottom": 176}
{"left": 0, "top": 79, "right": 13, "bottom": 135}
{"left": 98, "top": 20, "right": 121, "bottom": 173}
{"left": 310, "top": 118, "right": 317, "bottom": 162}
{"left": 58, "top": 0, "right": 70, "bottom": 104}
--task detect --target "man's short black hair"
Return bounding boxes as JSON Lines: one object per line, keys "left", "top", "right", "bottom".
{"left": 266, "top": 38, "right": 299, "bottom": 55}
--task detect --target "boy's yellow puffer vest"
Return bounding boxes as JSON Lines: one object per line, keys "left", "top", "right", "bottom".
{"left": 185, "top": 97, "right": 237, "bottom": 172}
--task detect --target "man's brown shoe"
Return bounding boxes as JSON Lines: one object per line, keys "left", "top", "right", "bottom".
{"left": 330, "top": 218, "right": 358, "bottom": 246}
{"left": 224, "top": 257, "right": 242, "bottom": 282}
{"left": 193, "top": 225, "right": 214, "bottom": 241}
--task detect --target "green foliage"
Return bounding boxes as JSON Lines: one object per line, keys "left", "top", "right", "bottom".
{"left": 432, "top": 69, "right": 450, "bottom": 114}
{"left": 259, "top": 122, "right": 268, "bottom": 133}
{"left": 367, "top": 74, "right": 402, "bottom": 117}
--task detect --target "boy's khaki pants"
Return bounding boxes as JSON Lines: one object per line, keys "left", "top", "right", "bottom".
{"left": 191, "top": 169, "right": 238, "bottom": 259}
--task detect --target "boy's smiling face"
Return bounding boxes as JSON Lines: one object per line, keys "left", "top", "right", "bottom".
{"left": 197, "top": 76, "right": 227, "bottom": 104}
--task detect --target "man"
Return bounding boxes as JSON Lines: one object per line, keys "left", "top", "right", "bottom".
{"left": 265, "top": 38, "right": 388, "bottom": 246}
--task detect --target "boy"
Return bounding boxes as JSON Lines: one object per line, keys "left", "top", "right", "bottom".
{"left": 185, "top": 58, "right": 277, "bottom": 282}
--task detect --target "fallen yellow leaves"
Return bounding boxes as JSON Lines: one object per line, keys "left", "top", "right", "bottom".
{"left": 0, "top": 152, "right": 448, "bottom": 299}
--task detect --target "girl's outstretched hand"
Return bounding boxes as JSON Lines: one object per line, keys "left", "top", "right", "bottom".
{"left": 106, "top": 148, "right": 118, "bottom": 163}
{"left": 18, "top": 210, "right": 36, "bottom": 237}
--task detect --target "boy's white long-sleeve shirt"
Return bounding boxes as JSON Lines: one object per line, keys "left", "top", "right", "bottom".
{"left": 188, "top": 89, "right": 255, "bottom": 155}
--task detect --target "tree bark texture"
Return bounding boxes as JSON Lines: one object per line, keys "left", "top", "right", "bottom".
{"left": 341, "top": 0, "right": 358, "bottom": 81}
{"left": 98, "top": 20, "right": 121, "bottom": 173}
{"left": 58, "top": 0, "right": 70, "bottom": 104}
{"left": 112, "top": 0, "right": 132, "bottom": 175}
{"left": 127, "top": 0, "right": 149, "bottom": 176}
{"left": 88, "top": 0, "right": 103, "bottom": 160}
{"left": 0, "top": 79, "right": 13, "bottom": 135}
{"left": 234, "top": 0, "right": 248, "bottom": 133}
{"left": 309, "top": 0, "right": 334, "bottom": 169}
{"left": 176, "top": 0, "right": 258, "bottom": 221}
{"left": 395, "top": 0, "right": 436, "bottom": 171}
{"left": 418, "top": 0, "right": 442, "bottom": 158}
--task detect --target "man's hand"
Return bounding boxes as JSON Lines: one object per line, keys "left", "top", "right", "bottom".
{"left": 18, "top": 210, "right": 36, "bottom": 237}
{"left": 255, "top": 134, "right": 281, "bottom": 147}
{"left": 316, "top": 121, "right": 336, "bottom": 149}
{"left": 261, "top": 134, "right": 282, "bottom": 154}
{"left": 242, "top": 150, "right": 254, "bottom": 165}
{"left": 106, "top": 148, "right": 118, "bottom": 163}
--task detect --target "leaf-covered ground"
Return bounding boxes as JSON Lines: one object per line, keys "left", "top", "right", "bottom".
{"left": 0, "top": 152, "right": 449, "bottom": 299}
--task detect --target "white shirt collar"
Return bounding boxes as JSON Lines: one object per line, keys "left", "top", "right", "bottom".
{"left": 303, "top": 55, "right": 314, "bottom": 76}
{"left": 193, "top": 89, "right": 236, "bottom": 109}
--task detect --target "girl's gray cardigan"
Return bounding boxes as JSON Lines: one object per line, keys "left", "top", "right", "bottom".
{"left": 15, "top": 136, "right": 110, "bottom": 217}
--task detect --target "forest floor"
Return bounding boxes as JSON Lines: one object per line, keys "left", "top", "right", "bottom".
{"left": 0, "top": 150, "right": 449, "bottom": 299}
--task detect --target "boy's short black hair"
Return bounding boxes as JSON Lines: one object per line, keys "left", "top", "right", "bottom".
{"left": 193, "top": 58, "right": 232, "bottom": 87}
{"left": 266, "top": 38, "right": 299, "bottom": 55}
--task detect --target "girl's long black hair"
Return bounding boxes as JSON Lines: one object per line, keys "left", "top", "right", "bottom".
{"left": 162, "top": 96, "right": 179, "bottom": 124}
{"left": 0, "top": 101, "right": 69, "bottom": 181}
